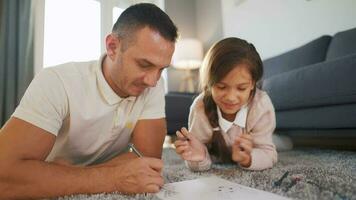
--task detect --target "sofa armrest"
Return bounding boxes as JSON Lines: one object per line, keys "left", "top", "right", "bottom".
{"left": 165, "top": 92, "right": 197, "bottom": 134}
{"left": 263, "top": 53, "right": 356, "bottom": 111}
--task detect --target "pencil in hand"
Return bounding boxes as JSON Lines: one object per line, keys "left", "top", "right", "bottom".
{"left": 128, "top": 143, "right": 143, "bottom": 157}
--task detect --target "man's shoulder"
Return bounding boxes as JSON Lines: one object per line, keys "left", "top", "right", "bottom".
{"left": 47, "top": 60, "right": 99, "bottom": 78}
{"left": 33, "top": 60, "right": 100, "bottom": 99}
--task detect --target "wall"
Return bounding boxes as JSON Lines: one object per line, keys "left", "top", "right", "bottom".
{"left": 165, "top": 0, "right": 223, "bottom": 92}
{"left": 165, "top": 0, "right": 198, "bottom": 92}
{"left": 165, "top": 0, "right": 197, "bottom": 38}
{"left": 196, "top": 0, "right": 223, "bottom": 52}
{"left": 222, "top": 0, "right": 356, "bottom": 59}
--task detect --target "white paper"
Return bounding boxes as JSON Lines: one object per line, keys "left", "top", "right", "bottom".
{"left": 156, "top": 176, "right": 290, "bottom": 200}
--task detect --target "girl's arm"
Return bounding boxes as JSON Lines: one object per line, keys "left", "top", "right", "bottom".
{"left": 242, "top": 92, "right": 278, "bottom": 170}
{"left": 185, "top": 95, "right": 214, "bottom": 171}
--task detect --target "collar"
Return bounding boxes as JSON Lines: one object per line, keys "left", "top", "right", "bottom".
{"left": 217, "top": 104, "right": 248, "bottom": 133}
{"left": 96, "top": 54, "right": 136, "bottom": 105}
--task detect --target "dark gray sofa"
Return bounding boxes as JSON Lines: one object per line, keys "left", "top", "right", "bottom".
{"left": 165, "top": 27, "right": 356, "bottom": 149}
{"left": 262, "top": 27, "right": 356, "bottom": 149}
{"left": 165, "top": 92, "right": 196, "bottom": 134}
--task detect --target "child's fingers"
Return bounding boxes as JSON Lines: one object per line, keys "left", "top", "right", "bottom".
{"left": 174, "top": 139, "right": 188, "bottom": 147}
{"left": 182, "top": 151, "right": 193, "bottom": 160}
{"left": 241, "top": 133, "right": 252, "bottom": 139}
{"left": 237, "top": 137, "right": 253, "bottom": 153}
{"left": 233, "top": 139, "right": 242, "bottom": 151}
{"left": 180, "top": 127, "right": 193, "bottom": 140}
{"left": 235, "top": 136, "right": 253, "bottom": 151}
{"left": 240, "top": 134, "right": 253, "bottom": 143}
{"left": 239, "top": 141, "right": 252, "bottom": 153}
{"left": 232, "top": 144, "right": 250, "bottom": 163}
{"left": 232, "top": 142, "right": 243, "bottom": 161}
{"left": 176, "top": 130, "right": 186, "bottom": 140}
{"left": 238, "top": 152, "right": 250, "bottom": 164}
{"left": 175, "top": 145, "right": 189, "bottom": 155}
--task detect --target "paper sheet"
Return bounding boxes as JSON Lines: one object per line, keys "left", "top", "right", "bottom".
{"left": 156, "top": 176, "right": 290, "bottom": 200}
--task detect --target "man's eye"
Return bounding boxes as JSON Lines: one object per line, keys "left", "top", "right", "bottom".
{"left": 139, "top": 63, "right": 150, "bottom": 68}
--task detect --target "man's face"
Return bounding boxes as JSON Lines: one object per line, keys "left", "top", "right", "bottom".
{"left": 107, "top": 27, "right": 175, "bottom": 97}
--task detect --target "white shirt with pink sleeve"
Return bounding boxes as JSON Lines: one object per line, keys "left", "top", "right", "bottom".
{"left": 186, "top": 89, "right": 277, "bottom": 171}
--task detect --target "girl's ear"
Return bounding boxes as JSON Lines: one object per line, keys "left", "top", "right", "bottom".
{"left": 105, "top": 34, "right": 120, "bottom": 60}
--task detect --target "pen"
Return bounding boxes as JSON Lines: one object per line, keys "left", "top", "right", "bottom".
{"left": 273, "top": 171, "right": 289, "bottom": 187}
{"left": 128, "top": 143, "right": 143, "bottom": 157}
{"left": 128, "top": 143, "right": 149, "bottom": 196}
{"left": 128, "top": 143, "right": 174, "bottom": 194}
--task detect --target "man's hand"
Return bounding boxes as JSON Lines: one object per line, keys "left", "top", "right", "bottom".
{"left": 111, "top": 157, "right": 164, "bottom": 194}
{"left": 174, "top": 127, "right": 206, "bottom": 162}
{"left": 232, "top": 134, "right": 253, "bottom": 167}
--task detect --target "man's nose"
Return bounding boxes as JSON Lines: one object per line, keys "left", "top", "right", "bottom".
{"left": 143, "top": 71, "right": 158, "bottom": 87}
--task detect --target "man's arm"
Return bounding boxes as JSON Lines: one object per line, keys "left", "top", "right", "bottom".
{"left": 131, "top": 118, "right": 167, "bottom": 158}
{"left": 91, "top": 118, "right": 166, "bottom": 169}
{"left": 0, "top": 118, "right": 164, "bottom": 199}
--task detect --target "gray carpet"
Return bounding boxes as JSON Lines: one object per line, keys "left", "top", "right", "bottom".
{"left": 56, "top": 148, "right": 356, "bottom": 200}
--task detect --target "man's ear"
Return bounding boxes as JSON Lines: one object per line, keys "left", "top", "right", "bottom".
{"left": 106, "top": 34, "right": 120, "bottom": 60}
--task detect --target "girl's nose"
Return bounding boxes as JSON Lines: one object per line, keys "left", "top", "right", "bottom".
{"left": 226, "top": 90, "right": 239, "bottom": 103}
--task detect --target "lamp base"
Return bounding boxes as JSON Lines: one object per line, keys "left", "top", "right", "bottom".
{"left": 179, "top": 69, "right": 195, "bottom": 93}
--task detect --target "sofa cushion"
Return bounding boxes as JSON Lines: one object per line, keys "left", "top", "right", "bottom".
{"left": 326, "top": 27, "right": 356, "bottom": 60}
{"left": 263, "top": 53, "right": 356, "bottom": 111}
{"left": 263, "top": 35, "right": 332, "bottom": 80}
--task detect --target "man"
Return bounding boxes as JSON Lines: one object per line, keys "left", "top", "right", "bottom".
{"left": 0, "top": 3, "right": 177, "bottom": 199}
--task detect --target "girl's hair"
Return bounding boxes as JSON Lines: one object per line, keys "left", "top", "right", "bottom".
{"left": 199, "top": 37, "right": 263, "bottom": 163}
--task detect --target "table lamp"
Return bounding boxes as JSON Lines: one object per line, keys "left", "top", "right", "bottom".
{"left": 172, "top": 38, "right": 203, "bottom": 93}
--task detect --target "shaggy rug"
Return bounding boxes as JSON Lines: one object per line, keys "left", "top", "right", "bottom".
{"left": 56, "top": 147, "right": 356, "bottom": 200}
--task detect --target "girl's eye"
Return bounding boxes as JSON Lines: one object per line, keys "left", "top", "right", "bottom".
{"left": 216, "top": 85, "right": 225, "bottom": 89}
{"left": 238, "top": 88, "right": 247, "bottom": 91}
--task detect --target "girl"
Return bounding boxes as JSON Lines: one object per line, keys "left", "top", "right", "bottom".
{"left": 174, "top": 37, "right": 277, "bottom": 171}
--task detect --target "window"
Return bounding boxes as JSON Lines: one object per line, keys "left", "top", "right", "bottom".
{"left": 113, "top": 7, "right": 124, "bottom": 24}
{"left": 43, "top": 0, "right": 101, "bottom": 68}
{"left": 41, "top": 0, "right": 164, "bottom": 69}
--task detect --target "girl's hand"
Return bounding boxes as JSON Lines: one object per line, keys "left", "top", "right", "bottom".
{"left": 174, "top": 127, "right": 206, "bottom": 162}
{"left": 232, "top": 133, "right": 253, "bottom": 167}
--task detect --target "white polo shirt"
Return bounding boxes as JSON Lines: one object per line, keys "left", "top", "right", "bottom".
{"left": 13, "top": 55, "right": 166, "bottom": 166}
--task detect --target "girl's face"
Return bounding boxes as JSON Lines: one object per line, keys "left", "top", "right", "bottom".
{"left": 211, "top": 64, "right": 254, "bottom": 121}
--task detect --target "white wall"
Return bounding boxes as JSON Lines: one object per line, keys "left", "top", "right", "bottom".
{"left": 165, "top": 0, "right": 200, "bottom": 92}
{"left": 196, "top": 0, "right": 223, "bottom": 52}
{"left": 165, "top": 0, "right": 197, "bottom": 38}
{"left": 222, "top": 0, "right": 356, "bottom": 59}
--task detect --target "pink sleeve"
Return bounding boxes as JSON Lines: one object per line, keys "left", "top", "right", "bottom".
{"left": 243, "top": 91, "right": 278, "bottom": 170}
{"left": 185, "top": 94, "right": 213, "bottom": 171}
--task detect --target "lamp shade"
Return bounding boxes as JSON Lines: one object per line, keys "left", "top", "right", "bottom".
{"left": 172, "top": 38, "right": 203, "bottom": 70}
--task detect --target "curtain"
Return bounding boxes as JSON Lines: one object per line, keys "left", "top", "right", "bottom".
{"left": 0, "top": 0, "right": 34, "bottom": 126}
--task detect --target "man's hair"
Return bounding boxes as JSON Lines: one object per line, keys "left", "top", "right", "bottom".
{"left": 112, "top": 3, "right": 178, "bottom": 49}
